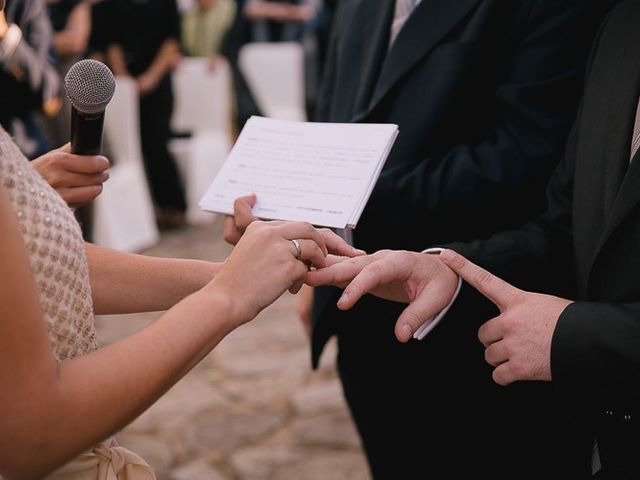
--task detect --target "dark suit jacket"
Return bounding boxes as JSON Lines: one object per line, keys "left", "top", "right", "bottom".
{"left": 312, "top": 0, "right": 618, "bottom": 366}
{"left": 451, "top": 1, "right": 640, "bottom": 476}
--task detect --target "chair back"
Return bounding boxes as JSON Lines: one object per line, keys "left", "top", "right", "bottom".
{"left": 94, "top": 76, "right": 159, "bottom": 252}
{"left": 171, "top": 57, "right": 233, "bottom": 136}
{"left": 238, "top": 42, "right": 307, "bottom": 121}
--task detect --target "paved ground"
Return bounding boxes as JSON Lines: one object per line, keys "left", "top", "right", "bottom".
{"left": 95, "top": 217, "right": 370, "bottom": 480}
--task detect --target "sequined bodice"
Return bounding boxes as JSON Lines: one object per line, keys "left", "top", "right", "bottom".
{"left": 0, "top": 127, "right": 97, "bottom": 361}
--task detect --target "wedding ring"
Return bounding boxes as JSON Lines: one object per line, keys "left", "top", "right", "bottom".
{"left": 291, "top": 239, "right": 302, "bottom": 260}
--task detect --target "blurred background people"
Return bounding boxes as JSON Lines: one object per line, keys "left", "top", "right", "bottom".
{"left": 48, "top": 0, "right": 90, "bottom": 69}
{"left": 0, "top": 0, "right": 62, "bottom": 159}
{"left": 91, "top": 0, "right": 187, "bottom": 230}
{"left": 223, "top": 0, "right": 326, "bottom": 130}
{"left": 39, "top": 0, "right": 91, "bottom": 147}
{"left": 182, "top": 0, "right": 236, "bottom": 61}
{"left": 243, "top": 0, "right": 322, "bottom": 43}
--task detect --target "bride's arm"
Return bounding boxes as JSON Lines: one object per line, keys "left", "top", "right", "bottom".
{"left": 0, "top": 180, "right": 328, "bottom": 479}
{"left": 85, "top": 242, "right": 221, "bottom": 315}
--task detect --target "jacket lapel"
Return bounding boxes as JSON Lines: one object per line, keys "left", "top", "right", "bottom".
{"left": 342, "top": 0, "right": 396, "bottom": 118}
{"left": 360, "top": 0, "right": 481, "bottom": 117}
{"left": 594, "top": 13, "right": 640, "bottom": 258}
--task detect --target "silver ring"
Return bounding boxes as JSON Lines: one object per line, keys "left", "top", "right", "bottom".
{"left": 290, "top": 239, "right": 302, "bottom": 260}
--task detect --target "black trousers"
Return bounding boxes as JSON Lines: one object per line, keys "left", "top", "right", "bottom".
{"left": 332, "top": 293, "right": 594, "bottom": 480}
{"left": 139, "top": 75, "right": 186, "bottom": 212}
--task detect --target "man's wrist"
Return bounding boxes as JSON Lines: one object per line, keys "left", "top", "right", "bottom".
{"left": 413, "top": 247, "right": 463, "bottom": 340}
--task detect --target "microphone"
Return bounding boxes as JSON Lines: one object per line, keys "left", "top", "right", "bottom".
{"left": 64, "top": 59, "right": 116, "bottom": 155}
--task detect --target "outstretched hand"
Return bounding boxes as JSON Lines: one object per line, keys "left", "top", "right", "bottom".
{"left": 439, "top": 249, "right": 573, "bottom": 385}
{"left": 307, "top": 250, "right": 459, "bottom": 342}
{"left": 31, "top": 144, "right": 110, "bottom": 209}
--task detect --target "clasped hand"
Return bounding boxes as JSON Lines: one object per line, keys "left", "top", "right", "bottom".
{"left": 215, "top": 198, "right": 365, "bottom": 329}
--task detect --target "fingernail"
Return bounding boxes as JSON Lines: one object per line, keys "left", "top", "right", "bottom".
{"left": 337, "top": 292, "right": 349, "bottom": 306}
{"left": 401, "top": 324, "right": 413, "bottom": 341}
{"left": 439, "top": 249, "right": 454, "bottom": 263}
{"left": 354, "top": 248, "right": 366, "bottom": 255}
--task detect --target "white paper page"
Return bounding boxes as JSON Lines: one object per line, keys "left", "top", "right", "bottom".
{"left": 199, "top": 116, "right": 398, "bottom": 228}
{"left": 348, "top": 129, "right": 398, "bottom": 227}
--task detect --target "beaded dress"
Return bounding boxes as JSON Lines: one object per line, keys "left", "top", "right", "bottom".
{"left": 0, "top": 127, "right": 155, "bottom": 479}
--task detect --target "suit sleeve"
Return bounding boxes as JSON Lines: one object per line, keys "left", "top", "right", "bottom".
{"left": 373, "top": 1, "right": 612, "bottom": 226}
{"left": 447, "top": 5, "right": 640, "bottom": 424}
{"left": 447, "top": 111, "right": 577, "bottom": 296}
{"left": 552, "top": 301, "right": 640, "bottom": 423}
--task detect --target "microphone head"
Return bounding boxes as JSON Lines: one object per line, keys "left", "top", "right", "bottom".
{"left": 64, "top": 59, "right": 116, "bottom": 115}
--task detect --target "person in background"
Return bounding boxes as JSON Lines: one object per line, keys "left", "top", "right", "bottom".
{"left": 40, "top": 0, "right": 91, "bottom": 147}
{"left": 223, "top": 0, "right": 325, "bottom": 129}
{"left": 243, "top": 0, "right": 324, "bottom": 116}
{"left": 48, "top": 0, "right": 90, "bottom": 64}
{"left": 91, "top": 0, "right": 187, "bottom": 230}
{"left": 182, "top": 0, "right": 236, "bottom": 65}
{"left": 243, "top": 0, "right": 322, "bottom": 43}
{"left": 0, "top": 0, "right": 62, "bottom": 159}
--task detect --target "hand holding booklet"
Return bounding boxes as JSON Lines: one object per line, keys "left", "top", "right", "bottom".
{"left": 199, "top": 116, "right": 399, "bottom": 229}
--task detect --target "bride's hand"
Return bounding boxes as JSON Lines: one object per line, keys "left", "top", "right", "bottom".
{"left": 207, "top": 221, "right": 329, "bottom": 327}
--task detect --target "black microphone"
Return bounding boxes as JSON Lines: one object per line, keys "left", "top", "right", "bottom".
{"left": 64, "top": 59, "right": 116, "bottom": 155}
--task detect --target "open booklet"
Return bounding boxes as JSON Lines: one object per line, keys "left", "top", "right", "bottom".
{"left": 199, "top": 116, "right": 399, "bottom": 229}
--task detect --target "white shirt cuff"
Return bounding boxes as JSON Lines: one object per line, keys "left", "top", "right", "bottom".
{"left": 412, "top": 248, "right": 463, "bottom": 340}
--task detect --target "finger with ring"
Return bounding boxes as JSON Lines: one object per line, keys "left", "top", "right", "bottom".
{"left": 291, "top": 239, "right": 302, "bottom": 260}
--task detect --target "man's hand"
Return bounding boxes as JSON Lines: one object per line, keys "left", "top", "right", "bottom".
{"left": 439, "top": 249, "right": 573, "bottom": 386}
{"left": 223, "top": 194, "right": 258, "bottom": 245}
{"left": 224, "top": 194, "right": 365, "bottom": 258}
{"left": 31, "top": 144, "right": 110, "bottom": 209}
{"left": 307, "top": 250, "right": 459, "bottom": 342}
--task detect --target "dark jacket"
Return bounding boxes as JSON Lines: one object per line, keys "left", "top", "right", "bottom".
{"left": 311, "top": 1, "right": 619, "bottom": 478}
{"left": 452, "top": 1, "right": 640, "bottom": 476}
{"left": 312, "top": 0, "right": 618, "bottom": 363}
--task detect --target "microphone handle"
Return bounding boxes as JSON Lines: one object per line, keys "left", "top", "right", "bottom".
{"left": 70, "top": 106, "right": 105, "bottom": 155}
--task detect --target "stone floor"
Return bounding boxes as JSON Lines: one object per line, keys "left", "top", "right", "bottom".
{"left": 95, "top": 217, "right": 370, "bottom": 480}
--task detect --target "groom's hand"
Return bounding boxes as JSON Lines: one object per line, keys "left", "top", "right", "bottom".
{"left": 440, "top": 249, "right": 572, "bottom": 385}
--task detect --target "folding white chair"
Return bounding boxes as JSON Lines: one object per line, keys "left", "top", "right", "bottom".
{"left": 238, "top": 42, "right": 307, "bottom": 122}
{"left": 93, "top": 76, "right": 159, "bottom": 252}
{"left": 170, "top": 57, "right": 234, "bottom": 225}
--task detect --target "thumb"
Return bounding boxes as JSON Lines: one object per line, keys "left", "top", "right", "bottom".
{"left": 245, "top": 193, "right": 257, "bottom": 207}
{"left": 234, "top": 194, "right": 258, "bottom": 229}
{"left": 394, "top": 286, "right": 453, "bottom": 343}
